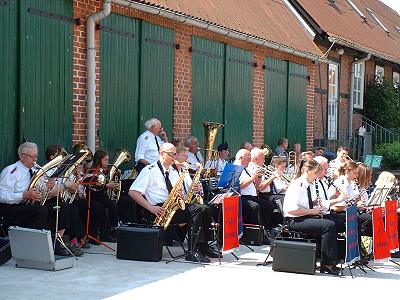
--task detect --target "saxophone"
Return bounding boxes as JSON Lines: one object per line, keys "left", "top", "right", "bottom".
{"left": 154, "top": 169, "right": 187, "bottom": 229}
{"left": 185, "top": 163, "right": 204, "bottom": 205}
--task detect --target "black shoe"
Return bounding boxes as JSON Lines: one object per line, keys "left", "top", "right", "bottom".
{"left": 391, "top": 251, "right": 400, "bottom": 258}
{"left": 185, "top": 251, "right": 211, "bottom": 263}
{"left": 99, "top": 235, "right": 117, "bottom": 243}
{"left": 320, "top": 265, "right": 340, "bottom": 276}
{"left": 199, "top": 246, "right": 220, "bottom": 258}
{"left": 54, "top": 244, "right": 71, "bottom": 257}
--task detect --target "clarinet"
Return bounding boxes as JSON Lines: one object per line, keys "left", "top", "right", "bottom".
{"left": 314, "top": 180, "right": 323, "bottom": 218}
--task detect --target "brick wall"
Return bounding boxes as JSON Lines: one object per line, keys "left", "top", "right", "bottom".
{"left": 71, "top": 0, "right": 316, "bottom": 150}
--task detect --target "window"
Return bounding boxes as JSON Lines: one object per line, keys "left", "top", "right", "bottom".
{"left": 375, "top": 65, "right": 384, "bottom": 82}
{"left": 327, "top": 64, "right": 339, "bottom": 140}
{"left": 393, "top": 71, "right": 399, "bottom": 88}
{"left": 353, "top": 61, "right": 365, "bottom": 109}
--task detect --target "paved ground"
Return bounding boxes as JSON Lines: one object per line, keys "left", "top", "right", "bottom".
{"left": 1, "top": 242, "right": 399, "bottom": 300}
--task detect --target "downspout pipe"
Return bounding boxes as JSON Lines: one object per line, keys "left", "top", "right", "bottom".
{"left": 86, "top": 0, "right": 112, "bottom": 153}
{"left": 113, "top": 0, "right": 330, "bottom": 64}
{"left": 349, "top": 53, "right": 371, "bottom": 140}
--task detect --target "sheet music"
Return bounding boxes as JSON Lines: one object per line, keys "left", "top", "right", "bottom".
{"left": 366, "top": 182, "right": 394, "bottom": 207}
{"left": 209, "top": 192, "right": 233, "bottom": 204}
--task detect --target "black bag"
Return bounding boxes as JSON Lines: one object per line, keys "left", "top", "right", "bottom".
{"left": 0, "top": 237, "right": 12, "bottom": 266}
{"left": 117, "top": 224, "right": 164, "bottom": 262}
{"left": 240, "top": 224, "right": 264, "bottom": 246}
{"left": 272, "top": 239, "right": 316, "bottom": 274}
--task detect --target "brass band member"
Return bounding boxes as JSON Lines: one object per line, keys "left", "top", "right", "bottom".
{"left": 273, "top": 137, "right": 288, "bottom": 162}
{"left": 283, "top": 159, "right": 340, "bottom": 275}
{"left": 135, "top": 118, "right": 165, "bottom": 174}
{"left": 185, "top": 136, "right": 203, "bottom": 174}
{"left": 204, "top": 142, "right": 229, "bottom": 177}
{"left": 270, "top": 156, "right": 289, "bottom": 195}
{"left": 129, "top": 143, "right": 214, "bottom": 263}
{"left": 0, "top": 142, "right": 47, "bottom": 230}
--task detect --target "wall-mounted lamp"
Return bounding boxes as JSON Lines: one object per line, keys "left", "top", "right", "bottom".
{"left": 337, "top": 48, "right": 344, "bottom": 56}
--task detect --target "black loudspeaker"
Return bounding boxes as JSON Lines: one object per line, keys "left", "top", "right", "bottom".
{"left": 117, "top": 224, "right": 164, "bottom": 262}
{"left": 240, "top": 224, "right": 264, "bottom": 246}
{"left": 272, "top": 239, "right": 316, "bottom": 275}
{"left": 0, "top": 237, "right": 11, "bottom": 265}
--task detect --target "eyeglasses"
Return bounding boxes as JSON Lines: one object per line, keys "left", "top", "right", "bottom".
{"left": 164, "top": 152, "right": 177, "bottom": 157}
{"left": 22, "top": 153, "right": 38, "bottom": 159}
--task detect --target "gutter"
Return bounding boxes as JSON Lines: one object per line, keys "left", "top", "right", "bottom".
{"left": 349, "top": 53, "right": 371, "bottom": 140}
{"left": 86, "top": 0, "right": 112, "bottom": 153}
{"left": 113, "top": 0, "right": 330, "bottom": 64}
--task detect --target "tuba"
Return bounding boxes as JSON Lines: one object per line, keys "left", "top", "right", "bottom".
{"left": 107, "top": 148, "right": 132, "bottom": 201}
{"left": 60, "top": 144, "right": 93, "bottom": 204}
{"left": 203, "top": 122, "right": 223, "bottom": 178}
{"left": 154, "top": 169, "right": 187, "bottom": 229}
{"left": 185, "top": 163, "right": 204, "bottom": 205}
{"left": 27, "top": 147, "right": 67, "bottom": 205}
{"left": 260, "top": 144, "right": 272, "bottom": 157}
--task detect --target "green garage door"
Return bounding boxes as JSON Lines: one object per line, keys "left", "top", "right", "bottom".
{"left": 224, "top": 45, "right": 253, "bottom": 153}
{"left": 0, "top": 0, "right": 18, "bottom": 167}
{"left": 140, "top": 22, "right": 174, "bottom": 139}
{"left": 19, "top": 0, "right": 73, "bottom": 162}
{"left": 99, "top": 14, "right": 140, "bottom": 165}
{"left": 191, "top": 36, "right": 225, "bottom": 150}
{"left": 264, "top": 57, "right": 288, "bottom": 147}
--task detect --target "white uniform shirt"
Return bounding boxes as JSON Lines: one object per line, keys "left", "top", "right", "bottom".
{"left": 247, "top": 163, "right": 271, "bottom": 193}
{"left": 310, "top": 179, "right": 331, "bottom": 214}
{"left": 187, "top": 151, "right": 204, "bottom": 171}
{"left": 204, "top": 158, "right": 226, "bottom": 176}
{"left": 332, "top": 175, "right": 355, "bottom": 207}
{"left": 173, "top": 167, "right": 193, "bottom": 196}
{"left": 135, "top": 130, "right": 164, "bottom": 164}
{"left": 0, "top": 161, "right": 32, "bottom": 204}
{"left": 283, "top": 175, "right": 312, "bottom": 217}
{"left": 272, "top": 177, "right": 287, "bottom": 194}
{"left": 129, "top": 163, "right": 179, "bottom": 205}
{"left": 239, "top": 167, "right": 257, "bottom": 196}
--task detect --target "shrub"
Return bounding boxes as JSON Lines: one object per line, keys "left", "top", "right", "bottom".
{"left": 374, "top": 142, "right": 400, "bottom": 169}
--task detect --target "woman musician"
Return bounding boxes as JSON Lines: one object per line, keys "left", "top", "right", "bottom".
{"left": 283, "top": 159, "right": 340, "bottom": 275}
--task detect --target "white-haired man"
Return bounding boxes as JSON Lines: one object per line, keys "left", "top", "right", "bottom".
{"left": 135, "top": 118, "right": 167, "bottom": 174}
{"left": 185, "top": 136, "right": 203, "bottom": 174}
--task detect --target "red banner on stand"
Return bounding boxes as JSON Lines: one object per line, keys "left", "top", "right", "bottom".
{"left": 372, "top": 207, "right": 390, "bottom": 260}
{"left": 223, "top": 195, "right": 239, "bottom": 254}
{"left": 385, "top": 200, "right": 399, "bottom": 252}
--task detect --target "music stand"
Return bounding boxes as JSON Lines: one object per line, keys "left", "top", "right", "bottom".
{"left": 366, "top": 182, "right": 394, "bottom": 207}
{"left": 364, "top": 155, "right": 383, "bottom": 169}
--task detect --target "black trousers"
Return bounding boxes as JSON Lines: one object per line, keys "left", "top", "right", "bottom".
{"left": 259, "top": 193, "right": 284, "bottom": 229}
{"left": 44, "top": 197, "right": 69, "bottom": 233}
{"left": 0, "top": 203, "right": 48, "bottom": 230}
{"left": 288, "top": 216, "right": 338, "bottom": 265}
{"left": 91, "top": 190, "right": 118, "bottom": 228}
{"left": 241, "top": 195, "right": 274, "bottom": 230}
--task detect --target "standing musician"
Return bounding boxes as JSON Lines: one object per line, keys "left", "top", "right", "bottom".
{"left": 0, "top": 142, "right": 47, "bottom": 230}
{"left": 129, "top": 143, "right": 214, "bottom": 263}
{"left": 185, "top": 136, "right": 203, "bottom": 174}
{"left": 135, "top": 118, "right": 165, "bottom": 174}
{"left": 204, "top": 142, "right": 230, "bottom": 177}
{"left": 283, "top": 159, "right": 340, "bottom": 275}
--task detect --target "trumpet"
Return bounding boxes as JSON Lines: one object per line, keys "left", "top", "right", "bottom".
{"left": 254, "top": 164, "right": 277, "bottom": 177}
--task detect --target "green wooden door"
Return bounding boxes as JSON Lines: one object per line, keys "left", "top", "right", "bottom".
{"left": 99, "top": 14, "right": 140, "bottom": 165}
{"left": 287, "top": 62, "right": 307, "bottom": 148}
{"left": 19, "top": 0, "right": 73, "bottom": 163}
{"left": 191, "top": 36, "right": 225, "bottom": 150}
{"left": 0, "top": 0, "right": 18, "bottom": 167}
{"left": 264, "top": 57, "right": 288, "bottom": 147}
{"left": 139, "top": 22, "right": 174, "bottom": 139}
{"left": 224, "top": 45, "right": 253, "bottom": 153}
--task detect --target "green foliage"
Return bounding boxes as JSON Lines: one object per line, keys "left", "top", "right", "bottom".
{"left": 364, "top": 78, "right": 400, "bottom": 130}
{"left": 374, "top": 142, "right": 400, "bottom": 169}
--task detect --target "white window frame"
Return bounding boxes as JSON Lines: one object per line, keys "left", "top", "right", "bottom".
{"left": 393, "top": 71, "right": 399, "bottom": 88}
{"left": 327, "top": 63, "right": 339, "bottom": 140}
{"left": 353, "top": 61, "right": 365, "bottom": 109}
{"left": 375, "top": 64, "right": 384, "bottom": 82}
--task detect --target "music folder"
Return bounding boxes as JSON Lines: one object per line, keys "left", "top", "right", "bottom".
{"left": 217, "top": 163, "right": 243, "bottom": 190}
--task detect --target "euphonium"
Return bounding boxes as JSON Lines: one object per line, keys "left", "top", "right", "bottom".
{"left": 60, "top": 145, "right": 93, "bottom": 204}
{"left": 154, "top": 169, "right": 187, "bottom": 229}
{"left": 107, "top": 148, "right": 132, "bottom": 201}
{"left": 27, "top": 147, "right": 67, "bottom": 205}
{"left": 185, "top": 163, "right": 204, "bottom": 205}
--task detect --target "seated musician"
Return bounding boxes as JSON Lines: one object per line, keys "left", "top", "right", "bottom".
{"left": 234, "top": 149, "right": 271, "bottom": 240}
{"left": 327, "top": 146, "right": 349, "bottom": 180}
{"left": 0, "top": 142, "right": 47, "bottom": 230}
{"left": 204, "top": 142, "right": 229, "bottom": 176}
{"left": 270, "top": 156, "right": 290, "bottom": 195}
{"left": 247, "top": 148, "right": 276, "bottom": 231}
{"left": 272, "top": 137, "right": 288, "bottom": 162}
{"left": 283, "top": 159, "right": 340, "bottom": 275}
{"left": 301, "top": 151, "right": 314, "bottom": 162}
{"left": 184, "top": 136, "right": 203, "bottom": 175}
{"left": 129, "top": 143, "right": 215, "bottom": 263}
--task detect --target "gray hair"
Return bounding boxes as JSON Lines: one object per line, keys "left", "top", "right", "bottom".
{"left": 18, "top": 142, "right": 38, "bottom": 156}
{"left": 235, "top": 149, "right": 248, "bottom": 161}
{"left": 313, "top": 155, "right": 328, "bottom": 164}
{"left": 144, "top": 118, "right": 160, "bottom": 130}
{"left": 250, "top": 147, "right": 263, "bottom": 159}
{"left": 184, "top": 136, "right": 197, "bottom": 147}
